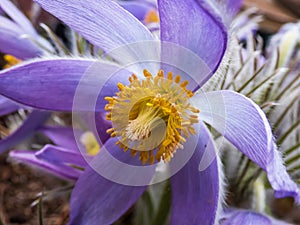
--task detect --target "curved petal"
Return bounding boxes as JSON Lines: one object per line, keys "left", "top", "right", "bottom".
{"left": 0, "top": 95, "right": 19, "bottom": 116}
{"left": 95, "top": 112, "right": 111, "bottom": 143}
{"left": 35, "top": 0, "right": 153, "bottom": 53}
{"left": 39, "top": 126, "right": 83, "bottom": 151}
{"left": 0, "top": 110, "right": 50, "bottom": 154}
{"left": 208, "top": 0, "right": 243, "bottom": 21}
{"left": 194, "top": 90, "right": 300, "bottom": 202}
{"left": 0, "top": 59, "right": 130, "bottom": 111}
{"left": 221, "top": 210, "right": 292, "bottom": 225}
{"left": 35, "top": 144, "right": 89, "bottom": 167}
{"left": 158, "top": 0, "right": 227, "bottom": 87}
{"left": 118, "top": 0, "right": 155, "bottom": 21}
{"left": 9, "top": 150, "right": 81, "bottom": 180}
{"left": 0, "top": 17, "right": 42, "bottom": 59}
{"left": 170, "top": 122, "right": 222, "bottom": 225}
{"left": 222, "top": 211, "right": 272, "bottom": 225}
{"left": 0, "top": 0, "right": 37, "bottom": 36}
{"left": 226, "top": 0, "right": 243, "bottom": 15}
{"left": 69, "top": 138, "right": 155, "bottom": 225}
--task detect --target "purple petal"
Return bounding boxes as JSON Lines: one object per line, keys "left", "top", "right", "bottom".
{"left": 94, "top": 112, "right": 111, "bottom": 144}
{"left": 170, "top": 122, "right": 222, "bottom": 225}
{"left": 226, "top": 0, "right": 243, "bottom": 16}
{"left": 35, "top": 144, "right": 89, "bottom": 168}
{"left": 222, "top": 211, "right": 272, "bottom": 225}
{"left": 194, "top": 90, "right": 300, "bottom": 202}
{"left": 0, "top": 95, "right": 19, "bottom": 116}
{"left": 158, "top": 0, "right": 227, "bottom": 86}
{"left": 118, "top": 0, "right": 155, "bottom": 21}
{"left": 39, "top": 126, "right": 83, "bottom": 151}
{"left": 35, "top": 0, "right": 153, "bottom": 52}
{"left": 221, "top": 209, "right": 292, "bottom": 225}
{"left": 0, "top": 17, "right": 42, "bottom": 59}
{"left": 0, "top": 59, "right": 129, "bottom": 111}
{"left": 0, "top": 110, "right": 50, "bottom": 154}
{"left": 9, "top": 150, "right": 81, "bottom": 180}
{"left": 78, "top": 112, "right": 111, "bottom": 145}
{"left": 69, "top": 138, "right": 155, "bottom": 225}
{"left": 0, "top": 0, "right": 37, "bottom": 37}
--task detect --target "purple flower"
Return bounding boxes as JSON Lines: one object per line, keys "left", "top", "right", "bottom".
{"left": 9, "top": 126, "right": 90, "bottom": 180}
{"left": 0, "top": 0, "right": 52, "bottom": 154}
{"left": 8, "top": 117, "right": 110, "bottom": 179}
{"left": 117, "top": 0, "right": 157, "bottom": 23}
{"left": 0, "top": 0, "right": 299, "bottom": 224}
{"left": 221, "top": 209, "right": 292, "bottom": 225}
{"left": 0, "top": 0, "right": 52, "bottom": 59}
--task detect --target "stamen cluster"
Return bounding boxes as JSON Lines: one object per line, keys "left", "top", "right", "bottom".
{"left": 105, "top": 69, "right": 199, "bottom": 164}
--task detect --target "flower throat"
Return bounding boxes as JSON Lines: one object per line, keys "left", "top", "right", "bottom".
{"left": 105, "top": 69, "right": 199, "bottom": 165}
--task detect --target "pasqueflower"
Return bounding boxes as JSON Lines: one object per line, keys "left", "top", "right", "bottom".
{"left": 0, "top": 0, "right": 299, "bottom": 225}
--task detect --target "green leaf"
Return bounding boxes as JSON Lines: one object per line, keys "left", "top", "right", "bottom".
{"left": 133, "top": 181, "right": 171, "bottom": 225}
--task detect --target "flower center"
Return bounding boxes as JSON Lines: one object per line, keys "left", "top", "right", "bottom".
{"left": 144, "top": 9, "right": 159, "bottom": 23}
{"left": 105, "top": 69, "right": 199, "bottom": 164}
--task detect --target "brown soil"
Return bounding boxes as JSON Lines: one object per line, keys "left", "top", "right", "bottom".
{"left": 0, "top": 153, "right": 70, "bottom": 225}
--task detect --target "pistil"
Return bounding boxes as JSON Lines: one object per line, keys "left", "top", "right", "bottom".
{"left": 105, "top": 69, "right": 199, "bottom": 164}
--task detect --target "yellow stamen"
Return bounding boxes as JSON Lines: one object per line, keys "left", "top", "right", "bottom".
{"left": 105, "top": 69, "right": 199, "bottom": 165}
{"left": 157, "top": 70, "right": 163, "bottom": 78}
{"left": 144, "top": 9, "right": 159, "bottom": 23}
{"left": 80, "top": 131, "right": 100, "bottom": 156}
{"left": 117, "top": 83, "right": 125, "bottom": 91}
{"left": 3, "top": 55, "right": 21, "bottom": 69}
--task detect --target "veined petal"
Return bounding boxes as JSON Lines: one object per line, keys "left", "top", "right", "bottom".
{"left": 194, "top": 90, "right": 300, "bottom": 202}
{"left": 0, "top": 111, "right": 50, "bottom": 154}
{"left": 226, "top": 0, "right": 243, "bottom": 15}
{"left": 35, "top": 0, "right": 154, "bottom": 52}
{"left": 0, "top": 17, "right": 42, "bottom": 59}
{"left": 170, "top": 122, "right": 223, "bottom": 225}
{"left": 39, "top": 126, "right": 83, "bottom": 151}
{"left": 158, "top": 0, "right": 227, "bottom": 86}
{"left": 0, "top": 95, "right": 19, "bottom": 116}
{"left": 117, "top": 0, "right": 155, "bottom": 21}
{"left": 0, "top": 0, "right": 37, "bottom": 37}
{"left": 69, "top": 138, "right": 155, "bottom": 225}
{"left": 205, "top": 0, "right": 243, "bottom": 22}
{"left": 222, "top": 211, "right": 272, "bottom": 225}
{"left": 95, "top": 112, "right": 111, "bottom": 143}
{"left": 221, "top": 210, "right": 292, "bottom": 225}
{"left": 0, "top": 59, "right": 130, "bottom": 111}
{"left": 35, "top": 144, "right": 89, "bottom": 168}
{"left": 9, "top": 150, "right": 81, "bottom": 180}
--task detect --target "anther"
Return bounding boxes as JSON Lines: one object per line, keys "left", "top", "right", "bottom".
{"left": 143, "top": 69, "right": 153, "bottom": 78}
{"left": 157, "top": 70, "right": 164, "bottom": 78}
{"left": 104, "top": 69, "right": 200, "bottom": 164}
{"left": 175, "top": 75, "right": 181, "bottom": 83}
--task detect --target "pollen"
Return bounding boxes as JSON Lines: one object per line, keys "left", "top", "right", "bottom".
{"left": 105, "top": 69, "right": 199, "bottom": 165}
{"left": 144, "top": 9, "right": 159, "bottom": 23}
{"left": 80, "top": 131, "right": 100, "bottom": 156}
{"left": 3, "top": 54, "right": 21, "bottom": 69}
